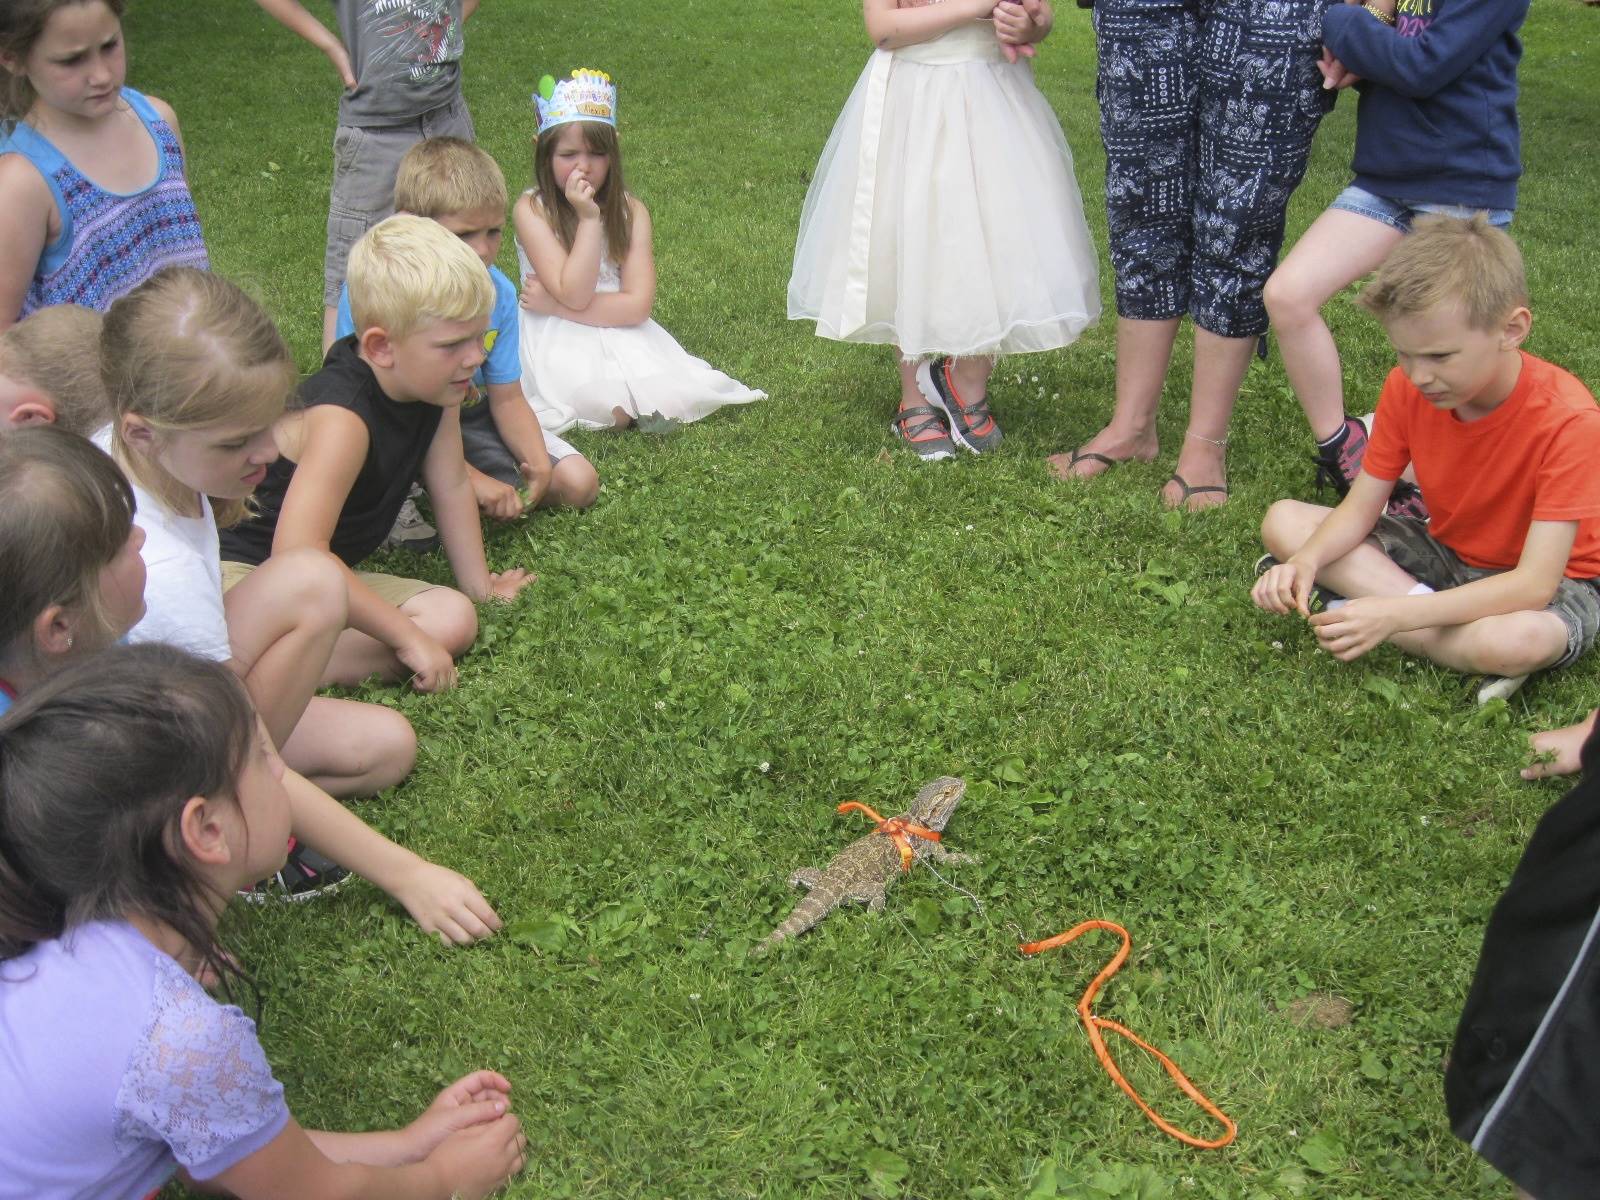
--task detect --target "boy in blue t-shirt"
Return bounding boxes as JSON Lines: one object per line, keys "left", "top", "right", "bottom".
{"left": 336, "top": 138, "right": 599, "bottom": 535}
{"left": 1262, "top": 0, "right": 1528, "bottom": 508}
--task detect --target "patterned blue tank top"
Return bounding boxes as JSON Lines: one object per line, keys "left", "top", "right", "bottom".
{"left": 1, "top": 88, "right": 208, "bottom": 317}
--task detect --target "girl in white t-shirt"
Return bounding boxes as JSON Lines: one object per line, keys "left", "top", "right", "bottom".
{"left": 0, "top": 643, "right": 526, "bottom": 1199}
{"left": 0, "top": 423, "right": 502, "bottom": 944}
{"left": 100, "top": 267, "right": 413, "bottom": 800}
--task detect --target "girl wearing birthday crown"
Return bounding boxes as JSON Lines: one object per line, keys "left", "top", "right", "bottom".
{"left": 788, "top": 0, "right": 1100, "bottom": 461}
{"left": 512, "top": 69, "right": 764, "bottom": 434}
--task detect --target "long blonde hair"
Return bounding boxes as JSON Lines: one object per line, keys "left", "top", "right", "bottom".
{"left": 100, "top": 269, "right": 297, "bottom": 528}
{"left": 533, "top": 120, "right": 631, "bottom": 259}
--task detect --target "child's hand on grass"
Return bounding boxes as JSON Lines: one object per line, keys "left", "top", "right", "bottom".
{"left": 487, "top": 568, "right": 535, "bottom": 603}
{"left": 400, "top": 633, "right": 459, "bottom": 692}
{"left": 1251, "top": 559, "right": 1317, "bottom": 617}
{"left": 403, "top": 1072, "right": 514, "bottom": 1161}
{"left": 472, "top": 471, "right": 525, "bottom": 521}
{"left": 1309, "top": 596, "right": 1400, "bottom": 661}
{"left": 394, "top": 860, "right": 503, "bottom": 945}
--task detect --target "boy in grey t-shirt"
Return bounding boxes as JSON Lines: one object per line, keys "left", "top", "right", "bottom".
{"left": 252, "top": 0, "right": 479, "bottom": 350}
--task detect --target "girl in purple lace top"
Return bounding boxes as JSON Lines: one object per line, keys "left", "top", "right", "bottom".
{"left": 0, "top": 644, "right": 529, "bottom": 1199}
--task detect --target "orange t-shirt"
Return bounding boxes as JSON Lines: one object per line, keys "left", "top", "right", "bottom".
{"left": 1363, "top": 352, "right": 1600, "bottom": 577}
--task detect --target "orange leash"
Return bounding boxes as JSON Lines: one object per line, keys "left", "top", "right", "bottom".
{"left": 1020, "top": 921, "right": 1237, "bottom": 1150}
{"left": 836, "top": 801, "right": 941, "bottom": 872}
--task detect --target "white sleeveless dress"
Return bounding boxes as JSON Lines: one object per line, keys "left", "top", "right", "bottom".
{"left": 787, "top": 19, "right": 1100, "bottom": 358}
{"left": 516, "top": 200, "right": 766, "bottom": 434}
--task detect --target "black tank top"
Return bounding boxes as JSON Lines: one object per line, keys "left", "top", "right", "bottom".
{"left": 220, "top": 337, "right": 442, "bottom": 567}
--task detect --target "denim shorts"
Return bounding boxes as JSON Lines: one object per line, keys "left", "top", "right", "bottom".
{"left": 1372, "top": 515, "right": 1600, "bottom": 671}
{"left": 1330, "top": 184, "right": 1514, "bottom": 234}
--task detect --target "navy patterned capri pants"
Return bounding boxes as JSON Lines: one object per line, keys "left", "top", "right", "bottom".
{"left": 1094, "top": 0, "right": 1333, "bottom": 339}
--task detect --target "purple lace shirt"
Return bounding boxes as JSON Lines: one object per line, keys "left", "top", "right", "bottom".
{"left": 0, "top": 920, "right": 288, "bottom": 1198}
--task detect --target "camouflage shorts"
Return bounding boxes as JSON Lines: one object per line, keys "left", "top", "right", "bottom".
{"left": 1373, "top": 515, "right": 1600, "bottom": 671}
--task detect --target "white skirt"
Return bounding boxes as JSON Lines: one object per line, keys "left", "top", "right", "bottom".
{"left": 787, "top": 22, "right": 1101, "bottom": 358}
{"left": 517, "top": 244, "right": 765, "bottom": 435}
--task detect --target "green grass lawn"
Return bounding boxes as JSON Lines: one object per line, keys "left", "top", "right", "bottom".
{"left": 129, "top": 1, "right": 1600, "bottom": 1196}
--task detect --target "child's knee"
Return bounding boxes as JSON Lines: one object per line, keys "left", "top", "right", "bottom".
{"left": 1480, "top": 613, "right": 1568, "bottom": 676}
{"left": 368, "top": 708, "right": 418, "bottom": 790}
{"left": 411, "top": 588, "right": 478, "bottom": 657}
{"left": 1260, "top": 499, "right": 1318, "bottom": 558}
{"left": 552, "top": 457, "right": 600, "bottom": 509}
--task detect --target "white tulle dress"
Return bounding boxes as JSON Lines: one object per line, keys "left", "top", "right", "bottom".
{"left": 787, "top": 18, "right": 1100, "bottom": 358}
{"left": 516, "top": 199, "right": 766, "bottom": 435}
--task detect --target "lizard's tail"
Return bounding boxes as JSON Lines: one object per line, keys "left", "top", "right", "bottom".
{"left": 750, "top": 895, "right": 832, "bottom": 956}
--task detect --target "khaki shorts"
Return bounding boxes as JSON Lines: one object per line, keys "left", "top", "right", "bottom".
{"left": 220, "top": 560, "right": 437, "bottom": 608}
{"left": 1372, "top": 515, "right": 1600, "bottom": 671}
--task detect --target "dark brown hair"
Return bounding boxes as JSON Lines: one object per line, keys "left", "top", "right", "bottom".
{"left": 0, "top": 425, "right": 135, "bottom": 674}
{"left": 0, "top": 643, "right": 256, "bottom": 996}
{"left": 533, "top": 120, "right": 632, "bottom": 260}
{"left": 0, "top": 0, "right": 126, "bottom": 127}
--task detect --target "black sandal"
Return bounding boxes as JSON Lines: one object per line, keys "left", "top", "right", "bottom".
{"left": 1164, "top": 472, "right": 1229, "bottom": 510}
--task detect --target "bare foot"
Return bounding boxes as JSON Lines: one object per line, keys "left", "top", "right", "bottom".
{"left": 1522, "top": 710, "right": 1598, "bottom": 781}
{"left": 1046, "top": 426, "right": 1158, "bottom": 481}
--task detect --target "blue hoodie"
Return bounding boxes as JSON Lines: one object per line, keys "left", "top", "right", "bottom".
{"left": 1322, "top": 0, "right": 1527, "bottom": 212}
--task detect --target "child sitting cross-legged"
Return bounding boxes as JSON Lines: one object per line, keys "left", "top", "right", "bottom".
{"left": 220, "top": 214, "right": 534, "bottom": 694}
{"left": 1251, "top": 215, "right": 1600, "bottom": 704}
{"left": 0, "top": 643, "right": 527, "bottom": 1198}
{"left": 335, "top": 136, "right": 599, "bottom": 527}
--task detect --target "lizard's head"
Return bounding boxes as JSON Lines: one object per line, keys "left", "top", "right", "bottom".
{"left": 908, "top": 775, "right": 965, "bottom": 831}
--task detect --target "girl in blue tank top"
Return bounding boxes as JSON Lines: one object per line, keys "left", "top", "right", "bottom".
{"left": 0, "top": 0, "right": 208, "bottom": 328}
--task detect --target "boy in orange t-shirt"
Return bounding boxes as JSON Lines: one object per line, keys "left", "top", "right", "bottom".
{"left": 1251, "top": 215, "right": 1600, "bottom": 705}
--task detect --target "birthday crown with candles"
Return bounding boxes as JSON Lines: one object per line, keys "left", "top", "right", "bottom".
{"left": 534, "top": 69, "right": 617, "bottom": 132}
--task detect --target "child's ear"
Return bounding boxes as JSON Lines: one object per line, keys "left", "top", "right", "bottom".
{"left": 4, "top": 395, "right": 55, "bottom": 427}
{"left": 31, "top": 604, "right": 73, "bottom": 659}
{"left": 360, "top": 326, "right": 397, "bottom": 368}
{"left": 120, "top": 412, "right": 157, "bottom": 454}
{"left": 1502, "top": 306, "right": 1532, "bottom": 350}
{"left": 178, "top": 795, "right": 235, "bottom": 868}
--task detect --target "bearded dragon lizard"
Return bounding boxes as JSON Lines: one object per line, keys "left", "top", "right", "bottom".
{"left": 752, "top": 776, "right": 974, "bottom": 954}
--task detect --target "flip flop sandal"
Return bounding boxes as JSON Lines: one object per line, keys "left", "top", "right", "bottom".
{"left": 1055, "top": 447, "right": 1127, "bottom": 478}
{"left": 1165, "top": 473, "right": 1229, "bottom": 510}
{"left": 891, "top": 404, "right": 957, "bottom": 463}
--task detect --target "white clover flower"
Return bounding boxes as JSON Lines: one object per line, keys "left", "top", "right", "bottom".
{"left": 759, "top": 761, "right": 771, "bottom": 773}
{"left": 654, "top": 700, "right": 666, "bottom": 711}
